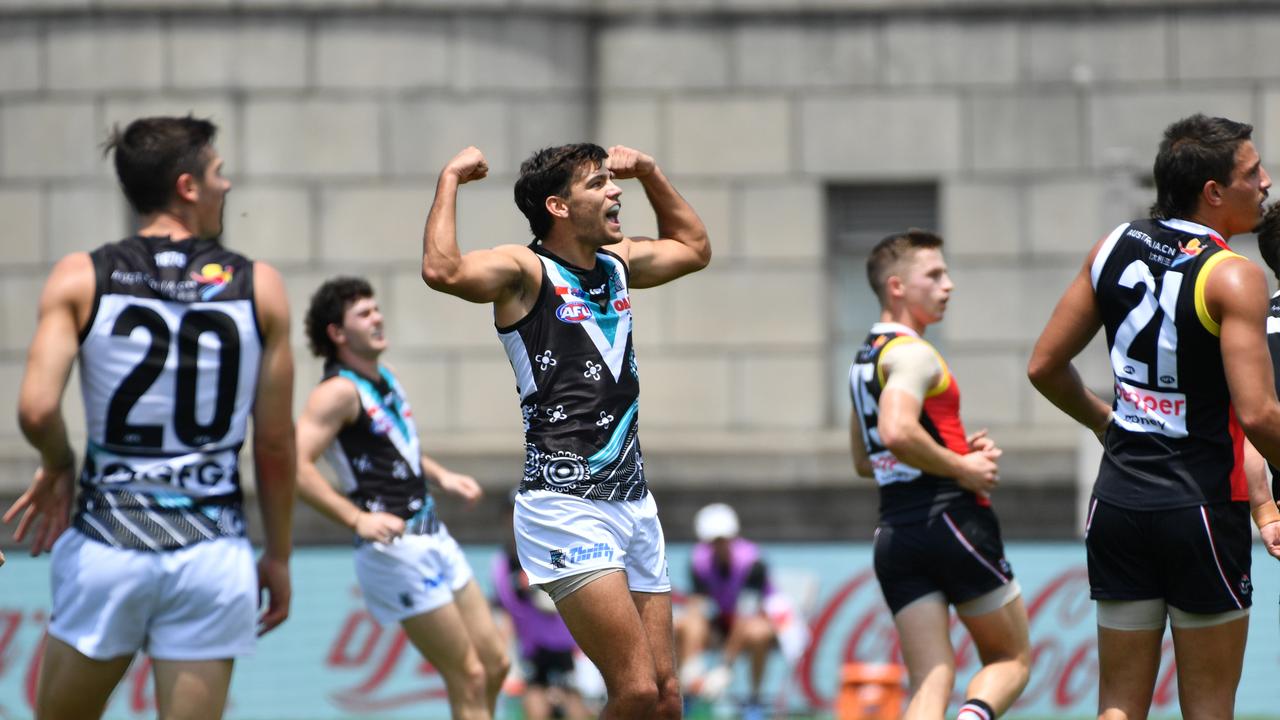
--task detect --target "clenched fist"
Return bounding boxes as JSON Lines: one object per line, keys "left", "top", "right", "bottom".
{"left": 606, "top": 145, "right": 655, "bottom": 180}
{"left": 444, "top": 146, "right": 489, "bottom": 184}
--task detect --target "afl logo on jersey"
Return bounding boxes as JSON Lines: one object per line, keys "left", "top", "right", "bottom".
{"left": 556, "top": 302, "right": 594, "bottom": 324}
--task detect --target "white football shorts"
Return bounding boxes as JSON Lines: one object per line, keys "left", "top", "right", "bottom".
{"left": 48, "top": 529, "right": 257, "bottom": 661}
{"left": 354, "top": 524, "right": 474, "bottom": 625}
{"left": 513, "top": 489, "right": 671, "bottom": 593}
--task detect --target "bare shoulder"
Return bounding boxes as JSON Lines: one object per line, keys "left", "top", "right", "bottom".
{"left": 252, "top": 261, "right": 291, "bottom": 332}
{"left": 492, "top": 243, "right": 540, "bottom": 270}
{"left": 1205, "top": 252, "right": 1265, "bottom": 298}
{"left": 44, "top": 252, "right": 94, "bottom": 305}
{"left": 307, "top": 374, "right": 362, "bottom": 424}
{"left": 252, "top": 260, "right": 288, "bottom": 300}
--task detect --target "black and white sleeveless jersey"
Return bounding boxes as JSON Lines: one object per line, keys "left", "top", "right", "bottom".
{"left": 1091, "top": 218, "right": 1248, "bottom": 510}
{"left": 498, "top": 244, "right": 645, "bottom": 501}
{"left": 848, "top": 322, "right": 980, "bottom": 525}
{"left": 1266, "top": 290, "right": 1280, "bottom": 499}
{"left": 322, "top": 361, "right": 437, "bottom": 534}
{"left": 75, "top": 235, "right": 261, "bottom": 551}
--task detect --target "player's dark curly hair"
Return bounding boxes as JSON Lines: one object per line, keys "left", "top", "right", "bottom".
{"left": 103, "top": 114, "right": 218, "bottom": 215}
{"left": 866, "top": 229, "right": 945, "bottom": 303}
{"left": 1257, "top": 203, "right": 1280, "bottom": 281}
{"left": 305, "top": 276, "right": 374, "bottom": 360}
{"left": 1150, "top": 114, "right": 1254, "bottom": 221}
{"left": 514, "top": 143, "right": 609, "bottom": 240}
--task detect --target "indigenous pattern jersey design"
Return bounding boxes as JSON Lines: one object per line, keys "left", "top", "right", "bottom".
{"left": 1091, "top": 218, "right": 1247, "bottom": 509}
{"left": 849, "top": 322, "right": 979, "bottom": 524}
{"left": 75, "top": 235, "right": 261, "bottom": 551}
{"left": 1269, "top": 290, "right": 1280, "bottom": 497}
{"left": 498, "top": 244, "right": 645, "bottom": 501}
{"left": 322, "top": 362, "right": 437, "bottom": 534}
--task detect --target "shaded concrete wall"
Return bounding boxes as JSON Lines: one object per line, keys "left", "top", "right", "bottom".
{"left": 2, "top": 0, "right": 1276, "bottom": 541}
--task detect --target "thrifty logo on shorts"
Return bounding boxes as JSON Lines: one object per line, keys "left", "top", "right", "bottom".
{"left": 550, "top": 543, "right": 615, "bottom": 569}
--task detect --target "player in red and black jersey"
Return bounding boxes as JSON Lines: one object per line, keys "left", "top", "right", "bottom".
{"left": 850, "top": 230, "right": 1029, "bottom": 720}
{"left": 1030, "top": 114, "right": 1280, "bottom": 720}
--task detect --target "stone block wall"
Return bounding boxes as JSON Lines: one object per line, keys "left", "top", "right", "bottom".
{"left": 0, "top": 0, "right": 1273, "bottom": 540}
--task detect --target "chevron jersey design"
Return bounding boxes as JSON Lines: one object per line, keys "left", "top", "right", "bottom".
{"left": 1091, "top": 218, "right": 1247, "bottom": 509}
{"left": 849, "top": 322, "right": 981, "bottom": 524}
{"left": 74, "top": 235, "right": 261, "bottom": 551}
{"left": 322, "top": 361, "right": 436, "bottom": 533}
{"left": 498, "top": 244, "right": 645, "bottom": 501}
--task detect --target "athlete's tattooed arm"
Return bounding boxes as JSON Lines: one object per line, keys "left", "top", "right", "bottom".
{"left": 611, "top": 146, "right": 711, "bottom": 289}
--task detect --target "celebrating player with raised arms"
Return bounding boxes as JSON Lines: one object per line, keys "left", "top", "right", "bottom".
{"left": 422, "top": 143, "right": 710, "bottom": 719}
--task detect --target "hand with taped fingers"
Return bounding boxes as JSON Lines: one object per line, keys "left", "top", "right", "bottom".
{"left": 3, "top": 462, "right": 75, "bottom": 557}
{"left": 354, "top": 510, "right": 406, "bottom": 545}
{"left": 443, "top": 146, "right": 489, "bottom": 184}
{"left": 606, "top": 145, "right": 656, "bottom": 180}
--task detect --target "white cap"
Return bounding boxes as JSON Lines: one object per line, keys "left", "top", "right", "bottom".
{"left": 694, "top": 503, "right": 739, "bottom": 542}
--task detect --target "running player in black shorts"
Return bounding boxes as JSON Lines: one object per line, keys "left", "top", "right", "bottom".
{"left": 4, "top": 116, "right": 296, "bottom": 720}
{"left": 1030, "top": 114, "right": 1280, "bottom": 720}
{"left": 850, "top": 230, "right": 1030, "bottom": 720}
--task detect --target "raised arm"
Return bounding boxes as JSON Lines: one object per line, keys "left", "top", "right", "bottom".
{"left": 878, "top": 341, "right": 1000, "bottom": 497}
{"left": 251, "top": 262, "right": 296, "bottom": 635}
{"left": 295, "top": 378, "right": 406, "bottom": 544}
{"left": 610, "top": 146, "right": 711, "bottom": 289}
{"left": 422, "top": 146, "right": 536, "bottom": 307}
{"left": 5, "top": 253, "right": 93, "bottom": 555}
{"left": 1027, "top": 242, "right": 1114, "bottom": 440}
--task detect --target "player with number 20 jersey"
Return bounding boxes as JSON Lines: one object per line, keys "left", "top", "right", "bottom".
{"left": 6, "top": 115, "right": 294, "bottom": 720}
{"left": 77, "top": 235, "right": 261, "bottom": 548}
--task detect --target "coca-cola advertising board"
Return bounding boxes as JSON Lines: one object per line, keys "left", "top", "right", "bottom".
{"left": 1, "top": 542, "right": 1278, "bottom": 719}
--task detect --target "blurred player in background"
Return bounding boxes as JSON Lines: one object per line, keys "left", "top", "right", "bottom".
{"left": 1029, "top": 114, "right": 1280, "bottom": 720}
{"left": 296, "top": 277, "right": 509, "bottom": 720}
{"left": 850, "top": 230, "right": 1030, "bottom": 720}
{"left": 5, "top": 115, "right": 295, "bottom": 720}
{"left": 422, "top": 142, "right": 710, "bottom": 719}
{"left": 493, "top": 492, "right": 594, "bottom": 720}
{"left": 674, "top": 502, "right": 808, "bottom": 720}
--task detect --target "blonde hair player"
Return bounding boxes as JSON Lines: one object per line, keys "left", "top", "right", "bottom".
{"left": 850, "top": 229, "right": 1030, "bottom": 720}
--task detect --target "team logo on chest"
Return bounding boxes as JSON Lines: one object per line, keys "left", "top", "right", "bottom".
{"left": 556, "top": 302, "right": 594, "bottom": 324}
{"left": 542, "top": 255, "right": 632, "bottom": 383}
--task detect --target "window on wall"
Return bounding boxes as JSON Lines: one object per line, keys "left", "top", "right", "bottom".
{"left": 827, "top": 183, "right": 939, "bottom": 426}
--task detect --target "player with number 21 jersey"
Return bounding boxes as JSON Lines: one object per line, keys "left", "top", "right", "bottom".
{"left": 1091, "top": 218, "right": 1248, "bottom": 509}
